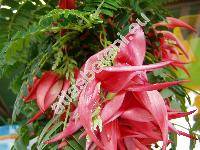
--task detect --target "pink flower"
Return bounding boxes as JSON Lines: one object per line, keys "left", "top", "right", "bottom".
{"left": 153, "top": 17, "right": 196, "bottom": 76}
{"left": 46, "top": 24, "right": 195, "bottom": 149}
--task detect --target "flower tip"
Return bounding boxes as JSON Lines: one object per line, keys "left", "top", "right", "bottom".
{"left": 166, "top": 17, "right": 197, "bottom": 32}
{"left": 181, "top": 79, "right": 191, "bottom": 83}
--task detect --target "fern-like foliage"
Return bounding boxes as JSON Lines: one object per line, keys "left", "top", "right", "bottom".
{"left": 0, "top": 0, "right": 57, "bottom": 48}
{"left": 82, "top": 0, "right": 122, "bottom": 17}
{"left": 0, "top": 0, "right": 57, "bottom": 83}
{"left": 81, "top": 0, "right": 167, "bottom": 19}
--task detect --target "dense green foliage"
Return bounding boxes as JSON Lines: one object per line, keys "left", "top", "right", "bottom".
{"left": 0, "top": 0, "right": 199, "bottom": 149}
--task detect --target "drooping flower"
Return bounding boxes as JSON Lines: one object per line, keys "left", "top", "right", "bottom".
{"left": 23, "top": 71, "right": 70, "bottom": 123}
{"left": 153, "top": 17, "right": 196, "bottom": 76}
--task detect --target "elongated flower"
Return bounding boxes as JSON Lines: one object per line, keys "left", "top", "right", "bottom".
{"left": 23, "top": 71, "right": 70, "bottom": 123}
{"left": 153, "top": 18, "right": 196, "bottom": 76}
{"left": 154, "top": 17, "right": 196, "bottom": 32}
{"left": 154, "top": 17, "right": 196, "bottom": 60}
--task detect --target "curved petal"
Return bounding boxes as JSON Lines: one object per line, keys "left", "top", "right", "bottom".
{"left": 43, "top": 80, "right": 64, "bottom": 111}
{"left": 166, "top": 17, "right": 196, "bottom": 32}
{"left": 171, "top": 62, "right": 190, "bottom": 77}
{"left": 121, "top": 108, "right": 153, "bottom": 122}
{"left": 154, "top": 17, "right": 196, "bottom": 32}
{"left": 168, "top": 110, "right": 196, "bottom": 120}
{"left": 135, "top": 91, "right": 168, "bottom": 149}
{"left": 78, "top": 80, "right": 103, "bottom": 148}
{"left": 159, "top": 31, "right": 189, "bottom": 58}
{"left": 96, "top": 71, "right": 137, "bottom": 93}
{"left": 124, "top": 137, "right": 149, "bottom": 150}
{"left": 100, "top": 121, "right": 119, "bottom": 150}
{"left": 101, "top": 61, "right": 172, "bottom": 72}
{"left": 115, "top": 24, "right": 146, "bottom": 66}
{"left": 24, "top": 77, "right": 40, "bottom": 102}
{"left": 101, "top": 92, "right": 126, "bottom": 123}
{"left": 126, "top": 80, "right": 188, "bottom": 92}
{"left": 120, "top": 120, "right": 162, "bottom": 141}
{"left": 36, "top": 72, "right": 59, "bottom": 111}
{"left": 96, "top": 61, "right": 172, "bottom": 92}
{"left": 46, "top": 119, "right": 82, "bottom": 144}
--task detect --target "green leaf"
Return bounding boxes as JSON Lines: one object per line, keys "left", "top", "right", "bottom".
{"left": 65, "top": 130, "right": 85, "bottom": 150}
{"left": 169, "top": 133, "right": 177, "bottom": 150}
{"left": 38, "top": 115, "right": 61, "bottom": 144}
{"left": 38, "top": 121, "right": 63, "bottom": 149}
{"left": 161, "top": 88, "right": 174, "bottom": 99}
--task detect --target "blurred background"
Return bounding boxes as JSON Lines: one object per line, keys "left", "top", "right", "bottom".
{"left": 0, "top": 0, "right": 200, "bottom": 149}
{"left": 165, "top": 0, "right": 200, "bottom": 149}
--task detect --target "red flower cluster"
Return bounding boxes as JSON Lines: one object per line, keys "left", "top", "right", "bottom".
{"left": 44, "top": 23, "right": 196, "bottom": 149}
